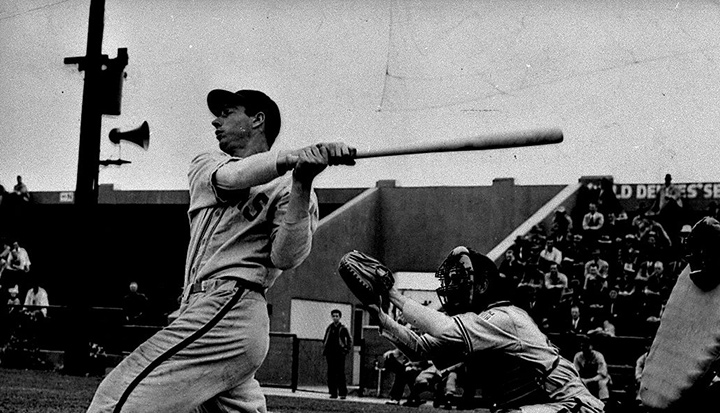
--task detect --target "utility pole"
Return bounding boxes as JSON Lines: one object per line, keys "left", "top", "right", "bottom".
{"left": 62, "top": 0, "right": 129, "bottom": 375}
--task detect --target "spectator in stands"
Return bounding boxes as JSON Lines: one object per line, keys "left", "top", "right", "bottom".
{"left": 562, "top": 234, "right": 587, "bottom": 282}
{"left": 498, "top": 249, "right": 524, "bottom": 288}
{"left": 573, "top": 335, "right": 611, "bottom": 404}
{"left": 597, "top": 177, "right": 622, "bottom": 219}
{"left": 583, "top": 261, "right": 607, "bottom": 292}
{"left": 550, "top": 206, "right": 573, "bottom": 247}
{"left": 584, "top": 249, "right": 610, "bottom": 283}
{"left": 515, "top": 284, "right": 548, "bottom": 329}
{"left": 5, "top": 241, "right": 31, "bottom": 273}
{"left": 510, "top": 235, "right": 533, "bottom": 267}
{"left": 122, "top": 281, "right": 149, "bottom": 324}
{"left": 538, "top": 239, "right": 563, "bottom": 272}
{"left": 5, "top": 284, "right": 21, "bottom": 313}
{"left": 558, "top": 278, "right": 584, "bottom": 308}
{"left": 12, "top": 175, "right": 30, "bottom": 203}
{"left": 587, "top": 318, "right": 616, "bottom": 338}
{"left": 642, "top": 261, "right": 665, "bottom": 296}
{"left": 3, "top": 241, "right": 31, "bottom": 298}
{"left": 582, "top": 202, "right": 605, "bottom": 246}
{"left": 544, "top": 262, "right": 569, "bottom": 302}
{"left": 666, "top": 224, "right": 691, "bottom": 276}
{"left": 584, "top": 273, "right": 609, "bottom": 324}
{"left": 656, "top": 174, "right": 682, "bottom": 212}
{"left": 23, "top": 277, "right": 48, "bottom": 319}
{"left": 0, "top": 240, "right": 10, "bottom": 291}
{"left": 612, "top": 210, "right": 632, "bottom": 239}
{"left": 616, "top": 239, "right": 640, "bottom": 279}
{"left": 322, "top": 309, "right": 352, "bottom": 399}
{"left": 561, "top": 304, "right": 590, "bottom": 336}
{"left": 654, "top": 174, "right": 685, "bottom": 243}
{"left": 595, "top": 287, "right": 622, "bottom": 327}
{"left": 638, "top": 230, "right": 669, "bottom": 265}
{"left": 516, "top": 263, "right": 544, "bottom": 291}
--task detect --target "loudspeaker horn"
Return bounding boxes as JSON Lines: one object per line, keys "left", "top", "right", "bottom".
{"left": 109, "top": 121, "right": 150, "bottom": 150}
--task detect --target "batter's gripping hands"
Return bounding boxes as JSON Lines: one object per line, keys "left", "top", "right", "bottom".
{"left": 338, "top": 250, "right": 395, "bottom": 311}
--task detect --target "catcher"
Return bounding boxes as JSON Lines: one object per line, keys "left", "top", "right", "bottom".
{"left": 338, "top": 247, "right": 604, "bottom": 413}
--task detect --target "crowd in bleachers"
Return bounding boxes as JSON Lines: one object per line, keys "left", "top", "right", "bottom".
{"left": 0, "top": 177, "right": 53, "bottom": 368}
{"left": 501, "top": 175, "right": 704, "bottom": 340}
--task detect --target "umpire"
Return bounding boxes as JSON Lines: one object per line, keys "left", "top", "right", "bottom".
{"left": 322, "top": 309, "right": 352, "bottom": 399}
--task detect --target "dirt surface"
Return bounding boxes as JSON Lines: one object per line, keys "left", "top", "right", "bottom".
{"left": 0, "top": 368, "right": 482, "bottom": 413}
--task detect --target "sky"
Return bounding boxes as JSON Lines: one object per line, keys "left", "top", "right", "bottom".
{"left": 1, "top": 0, "right": 720, "bottom": 192}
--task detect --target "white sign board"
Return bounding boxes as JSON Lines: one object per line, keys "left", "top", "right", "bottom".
{"left": 290, "top": 299, "right": 352, "bottom": 340}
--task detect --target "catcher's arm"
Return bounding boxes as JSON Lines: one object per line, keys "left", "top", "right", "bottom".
{"left": 387, "top": 288, "right": 458, "bottom": 339}
{"left": 377, "top": 310, "right": 462, "bottom": 368}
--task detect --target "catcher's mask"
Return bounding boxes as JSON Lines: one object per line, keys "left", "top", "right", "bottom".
{"left": 435, "top": 246, "right": 496, "bottom": 314}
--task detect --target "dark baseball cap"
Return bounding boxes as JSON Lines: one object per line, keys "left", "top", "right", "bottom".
{"left": 207, "top": 89, "right": 281, "bottom": 146}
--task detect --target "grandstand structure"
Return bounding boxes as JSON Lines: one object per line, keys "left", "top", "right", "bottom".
{"left": 3, "top": 175, "right": 718, "bottom": 399}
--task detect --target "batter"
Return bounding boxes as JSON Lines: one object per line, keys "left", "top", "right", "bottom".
{"left": 86, "top": 88, "right": 355, "bottom": 413}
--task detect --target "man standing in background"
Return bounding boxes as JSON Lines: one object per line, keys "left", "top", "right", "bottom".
{"left": 323, "top": 309, "right": 352, "bottom": 399}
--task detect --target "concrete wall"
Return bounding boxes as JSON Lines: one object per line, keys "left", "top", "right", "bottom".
{"left": 266, "top": 187, "right": 382, "bottom": 333}
{"left": 380, "top": 179, "right": 564, "bottom": 271}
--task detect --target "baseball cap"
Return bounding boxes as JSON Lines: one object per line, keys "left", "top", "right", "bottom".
{"left": 207, "top": 89, "right": 281, "bottom": 145}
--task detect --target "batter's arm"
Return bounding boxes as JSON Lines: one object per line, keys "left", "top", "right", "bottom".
{"left": 270, "top": 145, "right": 335, "bottom": 269}
{"left": 214, "top": 151, "right": 284, "bottom": 191}
{"left": 270, "top": 178, "right": 317, "bottom": 270}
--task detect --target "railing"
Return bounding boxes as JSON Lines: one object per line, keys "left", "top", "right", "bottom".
{"left": 0, "top": 304, "right": 305, "bottom": 390}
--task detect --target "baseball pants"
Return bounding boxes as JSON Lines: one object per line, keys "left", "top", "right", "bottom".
{"left": 87, "top": 284, "right": 269, "bottom": 413}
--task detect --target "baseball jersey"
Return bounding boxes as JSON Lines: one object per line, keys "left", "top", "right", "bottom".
{"left": 383, "top": 300, "right": 604, "bottom": 411}
{"left": 184, "top": 150, "right": 319, "bottom": 292}
{"left": 451, "top": 304, "right": 560, "bottom": 372}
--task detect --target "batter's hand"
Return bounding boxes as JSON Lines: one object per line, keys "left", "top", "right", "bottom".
{"left": 291, "top": 145, "right": 330, "bottom": 184}
{"left": 318, "top": 142, "right": 356, "bottom": 166}
{"left": 277, "top": 142, "right": 356, "bottom": 175}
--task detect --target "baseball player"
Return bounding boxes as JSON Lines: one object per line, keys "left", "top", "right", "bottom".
{"left": 87, "top": 88, "right": 355, "bottom": 413}
{"left": 371, "top": 246, "right": 604, "bottom": 413}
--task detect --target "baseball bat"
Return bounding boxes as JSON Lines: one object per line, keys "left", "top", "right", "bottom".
{"left": 353, "top": 127, "right": 563, "bottom": 159}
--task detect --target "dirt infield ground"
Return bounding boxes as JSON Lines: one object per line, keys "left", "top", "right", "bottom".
{"left": 0, "top": 367, "right": 487, "bottom": 413}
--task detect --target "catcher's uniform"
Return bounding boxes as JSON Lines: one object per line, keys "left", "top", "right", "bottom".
{"left": 88, "top": 150, "right": 318, "bottom": 413}
{"left": 383, "top": 301, "right": 604, "bottom": 413}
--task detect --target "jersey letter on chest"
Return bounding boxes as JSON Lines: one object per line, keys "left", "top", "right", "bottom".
{"left": 240, "top": 192, "right": 269, "bottom": 221}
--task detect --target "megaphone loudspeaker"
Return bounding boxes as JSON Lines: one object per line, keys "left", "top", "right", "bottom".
{"left": 109, "top": 121, "right": 150, "bottom": 150}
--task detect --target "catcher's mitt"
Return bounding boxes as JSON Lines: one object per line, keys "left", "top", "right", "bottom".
{"left": 338, "top": 250, "right": 395, "bottom": 311}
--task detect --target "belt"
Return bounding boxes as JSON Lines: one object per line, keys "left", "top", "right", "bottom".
{"left": 189, "top": 278, "right": 266, "bottom": 297}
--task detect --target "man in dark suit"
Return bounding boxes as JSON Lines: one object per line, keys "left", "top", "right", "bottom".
{"left": 323, "top": 309, "right": 352, "bottom": 399}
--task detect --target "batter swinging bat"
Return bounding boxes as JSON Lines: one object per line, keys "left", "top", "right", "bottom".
{"left": 353, "top": 127, "right": 563, "bottom": 159}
